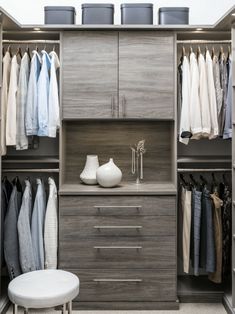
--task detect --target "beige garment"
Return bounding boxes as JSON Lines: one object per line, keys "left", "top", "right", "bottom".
{"left": 182, "top": 187, "right": 192, "bottom": 273}
{"left": 6, "top": 55, "right": 19, "bottom": 146}
{"left": 209, "top": 192, "right": 223, "bottom": 283}
{"left": 0, "top": 52, "right": 11, "bottom": 155}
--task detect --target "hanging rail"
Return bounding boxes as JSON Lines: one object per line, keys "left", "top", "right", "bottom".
{"left": 177, "top": 168, "right": 231, "bottom": 173}
{"left": 2, "top": 168, "right": 59, "bottom": 173}
{"left": 177, "top": 40, "right": 231, "bottom": 44}
{"left": 2, "top": 40, "right": 60, "bottom": 44}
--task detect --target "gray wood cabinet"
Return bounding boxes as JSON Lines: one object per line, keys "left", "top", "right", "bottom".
{"left": 62, "top": 31, "right": 118, "bottom": 119}
{"left": 62, "top": 31, "right": 175, "bottom": 120}
{"left": 119, "top": 32, "right": 174, "bottom": 119}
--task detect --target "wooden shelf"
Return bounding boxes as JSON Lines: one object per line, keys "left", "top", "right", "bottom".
{"left": 59, "top": 182, "right": 177, "bottom": 196}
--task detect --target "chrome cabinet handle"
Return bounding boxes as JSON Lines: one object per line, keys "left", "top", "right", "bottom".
{"left": 94, "top": 205, "right": 142, "bottom": 210}
{"left": 94, "top": 226, "right": 143, "bottom": 229}
{"left": 93, "top": 279, "right": 142, "bottom": 282}
{"left": 121, "top": 95, "right": 126, "bottom": 117}
{"left": 93, "top": 246, "right": 142, "bottom": 249}
{"left": 111, "top": 96, "right": 114, "bottom": 117}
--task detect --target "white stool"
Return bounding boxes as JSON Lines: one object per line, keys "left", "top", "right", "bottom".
{"left": 8, "top": 269, "right": 79, "bottom": 314}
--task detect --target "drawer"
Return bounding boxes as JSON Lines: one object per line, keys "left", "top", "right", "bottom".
{"left": 60, "top": 215, "right": 176, "bottom": 237}
{"left": 59, "top": 237, "right": 175, "bottom": 269}
{"left": 59, "top": 195, "right": 176, "bottom": 216}
{"left": 66, "top": 269, "right": 176, "bottom": 302}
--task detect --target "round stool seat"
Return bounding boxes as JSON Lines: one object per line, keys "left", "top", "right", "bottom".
{"left": 8, "top": 270, "right": 79, "bottom": 309}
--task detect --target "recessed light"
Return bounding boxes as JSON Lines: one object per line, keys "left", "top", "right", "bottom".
{"left": 33, "top": 27, "right": 41, "bottom": 31}
{"left": 196, "top": 28, "right": 203, "bottom": 31}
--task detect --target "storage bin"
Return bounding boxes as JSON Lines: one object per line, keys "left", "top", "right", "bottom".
{"left": 44, "top": 6, "right": 76, "bottom": 24}
{"left": 158, "top": 7, "right": 189, "bottom": 25}
{"left": 82, "top": 4, "right": 114, "bottom": 24}
{"left": 121, "top": 3, "right": 153, "bottom": 25}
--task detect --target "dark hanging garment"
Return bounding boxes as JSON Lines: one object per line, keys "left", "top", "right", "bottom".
{"left": 200, "top": 187, "right": 216, "bottom": 273}
{"left": 4, "top": 179, "right": 22, "bottom": 279}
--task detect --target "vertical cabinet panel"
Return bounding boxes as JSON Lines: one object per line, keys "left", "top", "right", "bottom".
{"left": 62, "top": 31, "right": 118, "bottom": 119}
{"left": 119, "top": 32, "right": 174, "bottom": 119}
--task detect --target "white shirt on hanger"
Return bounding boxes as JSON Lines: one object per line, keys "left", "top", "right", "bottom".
{"left": 6, "top": 55, "right": 19, "bottom": 146}
{"left": 198, "top": 53, "right": 211, "bottom": 137}
{"left": 179, "top": 55, "right": 191, "bottom": 145}
{"left": 48, "top": 51, "right": 60, "bottom": 138}
{"left": 1, "top": 51, "right": 11, "bottom": 155}
{"left": 205, "top": 50, "right": 219, "bottom": 139}
{"left": 189, "top": 52, "right": 202, "bottom": 138}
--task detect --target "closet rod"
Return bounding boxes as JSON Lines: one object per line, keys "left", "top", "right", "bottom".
{"left": 2, "top": 40, "right": 60, "bottom": 44}
{"left": 177, "top": 40, "right": 231, "bottom": 44}
{"left": 2, "top": 168, "right": 59, "bottom": 173}
{"left": 178, "top": 168, "right": 231, "bottom": 173}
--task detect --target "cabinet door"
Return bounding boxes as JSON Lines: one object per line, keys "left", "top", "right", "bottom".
{"left": 119, "top": 32, "right": 175, "bottom": 119}
{"left": 62, "top": 31, "right": 118, "bottom": 119}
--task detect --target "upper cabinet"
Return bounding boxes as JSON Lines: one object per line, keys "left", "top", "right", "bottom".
{"left": 119, "top": 32, "right": 174, "bottom": 119}
{"left": 62, "top": 31, "right": 175, "bottom": 120}
{"left": 62, "top": 31, "right": 118, "bottom": 119}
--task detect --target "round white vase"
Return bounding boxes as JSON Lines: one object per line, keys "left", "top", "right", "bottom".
{"left": 80, "top": 155, "right": 99, "bottom": 185}
{"left": 96, "top": 158, "right": 122, "bottom": 188}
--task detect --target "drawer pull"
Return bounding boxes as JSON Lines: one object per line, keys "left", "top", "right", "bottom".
{"left": 94, "top": 225, "right": 143, "bottom": 229}
{"left": 93, "top": 279, "right": 142, "bottom": 282}
{"left": 94, "top": 246, "right": 142, "bottom": 250}
{"left": 94, "top": 205, "right": 142, "bottom": 210}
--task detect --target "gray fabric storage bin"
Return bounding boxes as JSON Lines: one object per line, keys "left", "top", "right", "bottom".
{"left": 121, "top": 3, "right": 153, "bottom": 24}
{"left": 44, "top": 6, "right": 76, "bottom": 24}
{"left": 159, "top": 7, "right": 189, "bottom": 25}
{"left": 82, "top": 4, "right": 114, "bottom": 24}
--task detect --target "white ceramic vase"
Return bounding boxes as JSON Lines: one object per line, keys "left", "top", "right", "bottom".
{"left": 80, "top": 155, "right": 99, "bottom": 185}
{"left": 96, "top": 158, "right": 122, "bottom": 188}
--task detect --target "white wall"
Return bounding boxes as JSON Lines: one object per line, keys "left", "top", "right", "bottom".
{"left": 0, "top": 0, "right": 234, "bottom": 25}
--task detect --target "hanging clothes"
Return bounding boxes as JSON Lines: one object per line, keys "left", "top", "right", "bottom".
{"left": 219, "top": 53, "right": 228, "bottom": 137}
{"left": 4, "top": 179, "right": 22, "bottom": 279}
{"left": 31, "top": 178, "right": 46, "bottom": 270}
{"left": 25, "top": 50, "right": 41, "bottom": 136}
{"left": 181, "top": 186, "right": 192, "bottom": 273}
{"left": 37, "top": 50, "right": 51, "bottom": 137}
{"left": 177, "top": 57, "right": 183, "bottom": 136}
{"left": 208, "top": 192, "right": 223, "bottom": 283}
{"left": 198, "top": 53, "right": 211, "bottom": 137}
{"left": 0, "top": 51, "right": 11, "bottom": 156}
{"left": 179, "top": 55, "right": 191, "bottom": 144}
{"left": 6, "top": 55, "right": 19, "bottom": 146}
{"left": 16, "top": 52, "right": 30, "bottom": 150}
{"left": 48, "top": 51, "right": 60, "bottom": 138}
{"left": 212, "top": 55, "right": 223, "bottom": 135}
{"left": 205, "top": 50, "right": 218, "bottom": 139}
{"left": 189, "top": 52, "right": 202, "bottom": 139}
{"left": 17, "top": 180, "right": 36, "bottom": 273}
{"left": 223, "top": 55, "right": 232, "bottom": 139}
{"left": 44, "top": 177, "right": 58, "bottom": 269}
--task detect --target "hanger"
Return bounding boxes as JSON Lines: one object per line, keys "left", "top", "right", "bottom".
{"left": 222, "top": 173, "right": 228, "bottom": 186}
{"left": 182, "top": 46, "right": 186, "bottom": 58}
{"left": 35, "top": 45, "right": 39, "bottom": 52}
{"left": 44, "top": 44, "right": 46, "bottom": 51}
{"left": 53, "top": 45, "right": 55, "bottom": 52}
{"left": 219, "top": 46, "right": 224, "bottom": 60}
{"left": 16, "top": 46, "right": 22, "bottom": 59}
{"left": 200, "top": 175, "right": 207, "bottom": 186}
{"left": 179, "top": 174, "right": 188, "bottom": 188}
{"left": 25, "top": 46, "right": 31, "bottom": 61}
{"left": 2, "top": 46, "right": 5, "bottom": 57}
{"left": 13, "top": 176, "right": 22, "bottom": 193}
{"left": 189, "top": 174, "right": 198, "bottom": 188}
{"left": 211, "top": 46, "right": 215, "bottom": 59}
{"left": 227, "top": 45, "right": 231, "bottom": 59}
{"left": 7, "top": 45, "right": 12, "bottom": 58}
{"left": 197, "top": 46, "right": 201, "bottom": 59}
{"left": 189, "top": 46, "right": 193, "bottom": 56}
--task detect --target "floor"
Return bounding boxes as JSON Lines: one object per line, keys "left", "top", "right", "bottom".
{"left": 7, "top": 303, "right": 227, "bottom": 314}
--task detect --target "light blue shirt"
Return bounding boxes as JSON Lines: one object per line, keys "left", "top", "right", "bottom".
{"left": 37, "top": 50, "right": 51, "bottom": 136}
{"left": 25, "top": 50, "right": 41, "bottom": 136}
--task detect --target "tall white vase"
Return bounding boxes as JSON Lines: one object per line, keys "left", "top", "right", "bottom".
{"left": 80, "top": 155, "right": 99, "bottom": 185}
{"left": 96, "top": 158, "right": 122, "bottom": 188}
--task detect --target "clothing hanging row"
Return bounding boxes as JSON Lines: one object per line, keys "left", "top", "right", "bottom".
{"left": 0, "top": 45, "right": 60, "bottom": 156}
{"left": 1, "top": 176, "right": 58, "bottom": 280}
{"left": 178, "top": 45, "right": 232, "bottom": 144}
{"left": 179, "top": 173, "right": 231, "bottom": 284}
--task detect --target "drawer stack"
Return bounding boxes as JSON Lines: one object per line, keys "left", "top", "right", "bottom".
{"left": 59, "top": 195, "right": 177, "bottom": 309}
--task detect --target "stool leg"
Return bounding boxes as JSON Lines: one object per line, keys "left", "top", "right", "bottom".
{"left": 68, "top": 301, "right": 72, "bottom": 314}
{"left": 13, "top": 304, "right": 18, "bottom": 314}
{"left": 62, "top": 303, "right": 66, "bottom": 314}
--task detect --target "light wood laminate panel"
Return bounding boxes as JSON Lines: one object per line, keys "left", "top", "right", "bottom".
{"left": 59, "top": 195, "right": 176, "bottom": 216}
{"left": 62, "top": 31, "right": 118, "bottom": 118}
{"left": 59, "top": 236, "right": 175, "bottom": 269}
{"left": 65, "top": 269, "right": 176, "bottom": 302}
{"left": 60, "top": 215, "right": 176, "bottom": 237}
{"left": 119, "top": 32, "right": 174, "bottom": 119}
{"left": 62, "top": 121, "right": 173, "bottom": 184}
